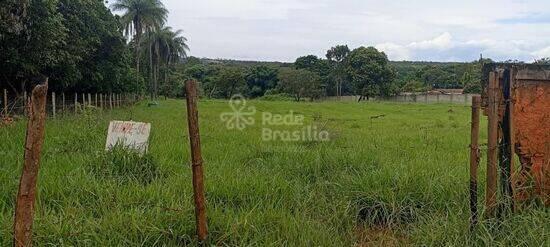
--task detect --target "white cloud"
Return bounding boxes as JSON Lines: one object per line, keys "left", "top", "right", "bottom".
{"left": 531, "top": 46, "right": 550, "bottom": 58}
{"left": 409, "top": 33, "right": 453, "bottom": 50}
{"left": 158, "top": 0, "right": 550, "bottom": 62}
{"left": 375, "top": 43, "right": 411, "bottom": 61}
{"left": 375, "top": 32, "right": 549, "bottom": 62}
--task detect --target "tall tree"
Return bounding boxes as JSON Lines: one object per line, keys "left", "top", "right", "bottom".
{"left": 244, "top": 66, "right": 278, "bottom": 98}
{"left": 326, "top": 45, "right": 350, "bottom": 97}
{"left": 143, "top": 26, "right": 189, "bottom": 99}
{"left": 346, "top": 47, "right": 395, "bottom": 101}
{"left": 278, "top": 68, "right": 324, "bottom": 101}
{"left": 111, "top": 0, "right": 167, "bottom": 79}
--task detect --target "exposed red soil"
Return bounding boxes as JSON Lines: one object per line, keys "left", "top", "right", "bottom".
{"left": 513, "top": 82, "right": 550, "bottom": 204}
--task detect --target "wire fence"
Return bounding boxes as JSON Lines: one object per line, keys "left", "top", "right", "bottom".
{"left": 1, "top": 89, "right": 143, "bottom": 119}
{"left": 324, "top": 93, "right": 481, "bottom": 105}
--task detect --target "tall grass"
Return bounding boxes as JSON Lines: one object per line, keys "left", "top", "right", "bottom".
{"left": 0, "top": 99, "right": 548, "bottom": 246}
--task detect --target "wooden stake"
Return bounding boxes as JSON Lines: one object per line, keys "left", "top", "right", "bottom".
{"left": 52, "top": 92, "right": 56, "bottom": 119}
{"left": 62, "top": 93, "right": 65, "bottom": 113}
{"left": 470, "top": 96, "right": 481, "bottom": 229}
{"left": 3, "top": 89, "right": 7, "bottom": 116}
{"left": 23, "top": 91, "right": 27, "bottom": 116}
{"left": 486, "top": 72, "right": 499, "bottom": 216}
{"left": 13, "top": 79, "right": 48, "bottom": 247}
{"left": 88, "top": 93, "right": 91, "bottom": 107}
{"left": 185, "top": 80, "right": 208, "bottom": 242}
{"left": 74, "top": 93, "right": 78, "bottom": 113}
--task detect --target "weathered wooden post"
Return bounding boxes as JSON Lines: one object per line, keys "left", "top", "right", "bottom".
{"left": 13, "top": 79, "right": 48, "bottom": 247}
{"left": 88, "top": 93, "right": 91, "bottom": 107}
{"left": 109, "top": 93, "right": 113, "bottom": 110}
{"left": 52, "top": 92, "right": 56, "bottom": 119}
{"left": 469, "top": 96, "right": 481, "bottom": 229}
{"left": 23, "top": 91, "right": 27, "bottom": 116}
{"left": 74, "top": 93, "right": 78, "bottom": 113}
{"left": 62, "top": 93, "right": 66, "bottom": 113}
{"left": 486, "top": 72, "right": 499, "bottom": 216}
{"left": 3, "top": 89, "right": 8, "bottom": 116}
{"left": 185, "top": 80, "right": 208, "bottom": 242}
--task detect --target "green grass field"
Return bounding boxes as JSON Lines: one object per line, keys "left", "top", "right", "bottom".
{"left": 1, "top": 99, "right": 548, "bottom": 246}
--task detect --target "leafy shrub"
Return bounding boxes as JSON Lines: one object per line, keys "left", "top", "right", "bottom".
{"left": 258, "top": 93, "right": 294, "bottom": 101}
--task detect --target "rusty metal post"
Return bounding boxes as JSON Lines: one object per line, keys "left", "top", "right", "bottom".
{"left": 185, "top": 80, "right": 208, "bottom": 242}
{"left": 469, "top": 96, "right": 481, "bottom": 229}
{"left": 486, "top": 72, "right": 499, "bottom": 216}
{"left": 13, "top": 79, "right": 48, "bottom": 247}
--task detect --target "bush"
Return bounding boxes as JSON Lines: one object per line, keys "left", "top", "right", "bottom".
{"left": 258, "top": 93, "right": 294, "bottom": 101}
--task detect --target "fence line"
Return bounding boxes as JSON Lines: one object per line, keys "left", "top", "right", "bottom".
{"left": 1, "top": 90, "right": 143, "bottom": 119}
{"left": 324, "top": 93, "right": 480, "bottom": 105}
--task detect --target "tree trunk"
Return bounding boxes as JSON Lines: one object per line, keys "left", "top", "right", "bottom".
{"left": 149, "top": 44, "right": 153, "bottom": 100}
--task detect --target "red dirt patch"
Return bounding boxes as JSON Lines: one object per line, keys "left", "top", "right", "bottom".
{"left": 513, "top": 81, "right": 550, "bottom": 204}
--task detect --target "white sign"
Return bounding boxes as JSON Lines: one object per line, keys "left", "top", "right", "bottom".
{"left": 105, "top": 121, "right": 151, "bottom": 154}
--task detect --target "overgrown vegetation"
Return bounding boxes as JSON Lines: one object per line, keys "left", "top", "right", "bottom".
{"left": 90, "top": 145, "right": 160, "bottom": 184}
{"left": 0, "top": 0, "right": 188, "bottom": 98}
{"left": 1, "top": 100, "right": 548, "bottom": 246}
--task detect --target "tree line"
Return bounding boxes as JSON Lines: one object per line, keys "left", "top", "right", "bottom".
{"left": 0, "top": 0, "right": 188, "bottom": 99}
{"left": 177, "top": 47, "right": 491, "bottom": 101}
{"left": 3, "top": 0, "right": 548, "bottom": 100}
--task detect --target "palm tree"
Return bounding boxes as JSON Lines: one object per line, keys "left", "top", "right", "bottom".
{"left": 143, "top": 26, "right": 189, "bottom": 99}
{"left": 111, "top": 0, "right": 168, "bottom": 77}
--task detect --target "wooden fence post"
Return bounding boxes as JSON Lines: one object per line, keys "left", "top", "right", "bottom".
{"left": 3, "top": 89, "right": 7, "bottom": 116}
{"left": 62, "top": 93, "right": 66, "bottom": 113}
{"left": 52, "top": 92, "right": 56, "bottom": 119}
{"left": 100, "top": 94, "right": 103, "bottom": 110}
{"left": 88, "top": 93, "right": 91, "bottom": 107}
{"left": 23, "top": 91, "right": 27, "bottom": 116}
{"left": 13, "top": 79, "right": 48, "bottom": 247}
{"left": 185, "top": 80, "right": 208, "bottom": 242}
{"left": 469, "top": 96, "right": 481, "bottom": 229}
{"left": 486, "top": 72, "right": 499, "bottom": 216}
{"left": 74, "top": 93, "right": 78, "bottom": 113}
{"left": 95, "top": 93, "right": 98, "bottom": 107}
{"left": 109, "top": 94, "right": 113, "bottom": 110}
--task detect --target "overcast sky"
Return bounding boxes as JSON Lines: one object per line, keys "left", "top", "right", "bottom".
{"left": 156, "top": 0, "right": 550, "bottom": 62}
